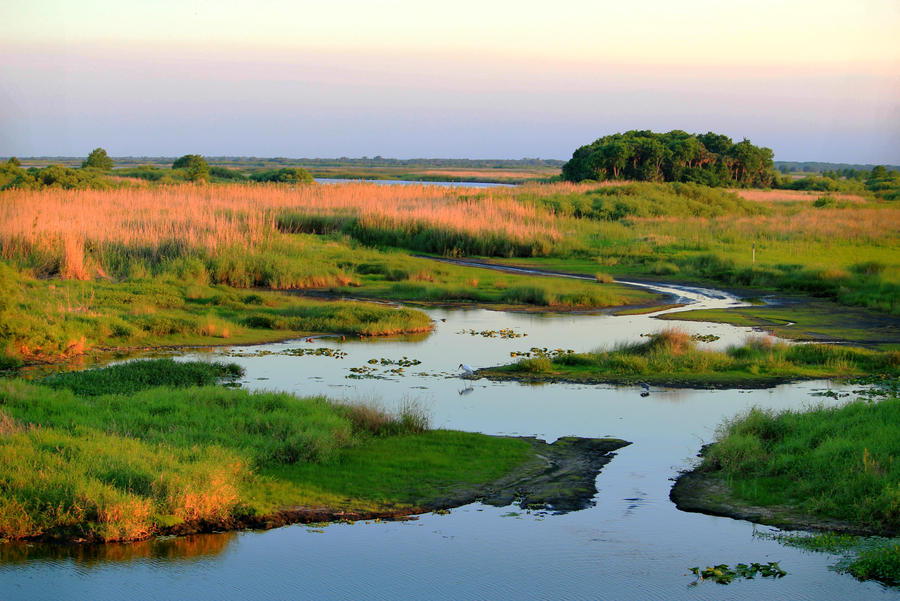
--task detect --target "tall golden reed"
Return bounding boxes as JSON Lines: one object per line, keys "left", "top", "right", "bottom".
{"left": 0, "top": 183, "right": 561, "bottom": 275}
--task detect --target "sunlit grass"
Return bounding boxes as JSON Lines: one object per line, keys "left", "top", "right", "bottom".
{"left": 484, "top": 329, "right": 900, "bottom": 385}
{"left": 0, "top": 362, "right": 530, "bottom": 542}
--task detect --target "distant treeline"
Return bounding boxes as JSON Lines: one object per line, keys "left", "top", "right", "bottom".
{"left": 0, "top": 151, "right": 315, "bottom": 190}
{"left": 778, "top": 165, "right": 900, "bottom": 200}
{"left": 2, "top": 156, "right": 564, "bottom": 170}
{"left": 563, "top": 130, "right": 775, "bottom": 187}
{"left": 775, "top": 161, "right": 900, "bottom": 174}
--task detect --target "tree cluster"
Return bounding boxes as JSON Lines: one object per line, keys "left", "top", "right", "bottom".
{"left": 1, "top": 159, "right": 111, "bottom": 191}
{"left": 562, "top": 130, "right": 775, "bottom": 187}
{"left": 249, "top": 167, "right": 314, "bottom": 183}
{"left": 172, "top": 154, "right": 210, "bottom": 182}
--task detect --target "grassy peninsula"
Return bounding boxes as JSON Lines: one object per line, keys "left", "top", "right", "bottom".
{"left": 671, "top": 392, "right": 900, "bottom": 585}
{"left": 0, "top": 359, "right": 627, "bottom": 542}
{"left": 478, "top": 329, "right": 900, "bottom": 387}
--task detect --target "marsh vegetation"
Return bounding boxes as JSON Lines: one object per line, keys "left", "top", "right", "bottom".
{"left": 481, "top": 328, "right": 900, "bottom": 387}
{"left": 0, "top": 360, "right": 534, "bottom": 542}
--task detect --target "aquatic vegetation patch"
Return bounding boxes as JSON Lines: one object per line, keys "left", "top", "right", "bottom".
{"left": 224, "top": 347, "right": 348, "bottom": 359}
{"left": 690, "top": 333, "right": 720, "bottom": 343}
{"left": 688, "top": 561, "right": 786, "bottom": 585}
{"left": 509, "top": 347, "right": 575, "bottom": 359}
{"left": 348, "top": 356, "right": 424, "bottom": 378}
{"left": 457, "top": 328, "right": 526, "bottom": 339}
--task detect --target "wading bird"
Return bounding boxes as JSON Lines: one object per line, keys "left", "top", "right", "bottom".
{"left": 458, "top": 364, "right": 475, "bottom": 376}
{"left": 639, "top": 382, "right": 650, "bottom": 397}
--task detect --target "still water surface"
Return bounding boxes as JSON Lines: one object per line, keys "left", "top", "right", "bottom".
{"left": 2, "top": 285, "right": 896, "bottom": 600}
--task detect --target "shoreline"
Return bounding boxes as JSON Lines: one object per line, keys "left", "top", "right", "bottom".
{"left": 473, "top": 368, "right": 861, "bottom": 390}
{"left": 2, "top": 436, "right": 630, "bottom": 545}
{"left": 670, "top": 470, "right": 896, "bottom": 538}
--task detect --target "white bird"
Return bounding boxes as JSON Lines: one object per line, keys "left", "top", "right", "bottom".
{"left": 458, "top": 363, "right": 475, "bottom": 376}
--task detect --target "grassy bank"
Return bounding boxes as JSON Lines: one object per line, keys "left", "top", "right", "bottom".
{"left": 658, "top": 299, "right": 900, "bottom": 350}
{"left": 478, "top": 329, "right": 900, "bottom": 387}
{"left": 0, "top": 262, "right": 433, "bottom": 363}
{"left": 672, "top": 393, "right": 900, "bottom": 584}
{"left": 506, "top": 182, "right": 898, "bottom": 314}
{"left": 0, "top": 359, "right": 535, "bottom": 542}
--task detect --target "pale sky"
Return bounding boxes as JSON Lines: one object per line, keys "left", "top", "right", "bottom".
{"left": 2, "top": 0, "right": 898, "bottom": 163}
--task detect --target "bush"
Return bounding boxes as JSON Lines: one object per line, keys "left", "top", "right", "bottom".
{"left": 82, "top": 147, "right": 114, "bottom": 171}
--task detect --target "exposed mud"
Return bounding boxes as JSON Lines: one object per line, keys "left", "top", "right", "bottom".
{"left": 670, "top": 470, "right": 896, "bottom": 537}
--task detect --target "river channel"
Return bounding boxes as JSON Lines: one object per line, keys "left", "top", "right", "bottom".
{"left": 1, "top": 282, "right": 896, "bottom": 600}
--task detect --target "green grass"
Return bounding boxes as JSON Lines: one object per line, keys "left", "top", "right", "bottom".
{"left": 658, "top": 300, "right": 900, "bottom": 349}
{"left": 700, "top": 397, "right": 900, "bottom": 534}
{"left": 0, "top": 360, "right": 531, "bottom": 542}
{"left": 491, "top": 182, "right": 900, "bottom": 315}
{"left": 0, "top": 228, "right": 657, "bottom": 363}
{"left": 38, "top": 358, "right": 243, "bottom": 396}
{"left": 762, "top": 531, "right": 900, "bottom": 586}
{"left": 0, "top": 260, "right": 433, "bottom": 363}
{"left": 263, "top": 430, "right": 530, "bottom": 509}
{"left": 480, "top": 329, "right": 900, "bottom": 386}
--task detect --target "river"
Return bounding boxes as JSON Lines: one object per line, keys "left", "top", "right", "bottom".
{"left": 1, "top": 282, "right": 896, "bottom": 600}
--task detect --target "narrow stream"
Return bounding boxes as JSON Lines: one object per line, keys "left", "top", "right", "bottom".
{"left": 2, "top": 281, "right": 895, "bottom": 600}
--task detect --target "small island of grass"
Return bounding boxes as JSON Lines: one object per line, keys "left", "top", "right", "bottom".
{"left": 477, "top": 329, "right": 899, "bottom": 388}
{"left": 671, "top": 392, "right": 900, "bottom": 585}
{"left": 0, "top": 359, "right": 628, "bottom": 543}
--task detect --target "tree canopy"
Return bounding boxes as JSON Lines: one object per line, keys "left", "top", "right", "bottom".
{"left": 82, "top": 147, "right": 114, "bottom": 171}
{"left": 172, "top": 154, "right": 210, "bottom": 182}
{"left": 562, "top": 130, "right": 775, "bottom": 187}
{"left": 249, "top": 167, "right": 314, "bottom": 184}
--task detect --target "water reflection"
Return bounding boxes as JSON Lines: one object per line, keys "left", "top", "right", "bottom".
{"left": 0, "top": 533, "right": 234, "bottom": 567}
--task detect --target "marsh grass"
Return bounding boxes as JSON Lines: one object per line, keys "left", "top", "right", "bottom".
{"left": 701, "top": 398, "right": 900, "bottom": 535}
{"left": 38, "top": 358, "right": 243, "bottom": 396}
{"left": 0, "top": 265, "right": 432, "bottom": 361}
{"left": 762, "top": 531, "right": 900, "bottom": 586}
{"left": 489, "top": 329, "right": 899, "bottom": 385}
{"left": 0, "top": 360, "right": 528, "bottom": 541}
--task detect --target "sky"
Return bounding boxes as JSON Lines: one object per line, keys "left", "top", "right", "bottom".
{"left": 1, "top": 0, "right": 898, "bottom": 163}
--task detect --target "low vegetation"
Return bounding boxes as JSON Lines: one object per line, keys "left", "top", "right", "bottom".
{"left": 0, "top": 360, "right": 532, "bottom": 542}
{"left": 0, "top": 182, "right": 656, "bottom": 362}
{"left": 658, "top": 299, "right": 900, "bottom": 350}
{"left": 697, "top": 395, "right": 900, "bottom": 535}
{"left": 0, "top": 262, "right": 433, "bottom": 363}
{"left": 479, "top": 329, "right": 900, "bottom": 386}
{"left": 760, "top": 531, "right": 900, "bottom": 586}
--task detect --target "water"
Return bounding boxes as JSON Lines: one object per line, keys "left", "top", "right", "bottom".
{"left": 2, "top": 284, "right": 895, "bottom": 600}
{"left": 314, "top": 177, "right": 514, "bottom": 188}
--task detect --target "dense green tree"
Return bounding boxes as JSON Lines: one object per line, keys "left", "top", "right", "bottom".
{"left": 250, "top": 167, "right": 314, "bottom": 184}
{"left": 82, "top": 147, "right": 114, "bottom": 170}
{"left": 173, "top": 154, "right": 210, "bottom": 182}
{"left": 562, "top": 130, "right": 775, "bottom": 188}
